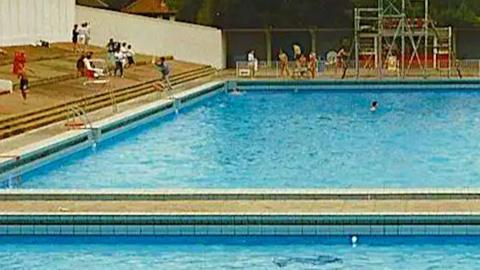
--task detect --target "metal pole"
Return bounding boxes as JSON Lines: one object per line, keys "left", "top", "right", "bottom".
{"left": 354, "top": 8, "right": 360, "bottom": 78}
{"left": 448, "top": 27, "right": 452, "bottom": 78}
{"left": 265, "top": 27, "right": 272, "bottom": 68}
{"left": 424, "top": 0, "right": 428, "bottom": 77}
{"left": 222, "top": 31, "right": 228, "bottom": 69}
{"left": 310, "top": 28, "right": 317, "bottom": 55}
{"left": 378, "top": 0, "right": 383, "bottom": 78}
{"left": 401, "top": 0, "right": 406, "bottom": 78}
{"left": 433, "top": 36, "right": 437, "bottom": 69}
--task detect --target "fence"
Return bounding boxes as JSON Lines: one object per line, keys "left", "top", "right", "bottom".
{"left": 235, "top": 59, "right": 480, "bottom": 79}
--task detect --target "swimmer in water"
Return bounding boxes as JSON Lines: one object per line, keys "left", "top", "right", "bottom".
{"left": 370, "top": 101, "right": 378, "bottom": 112}
{"left": 230, "top": 87, "right": 243, "bottom": 96}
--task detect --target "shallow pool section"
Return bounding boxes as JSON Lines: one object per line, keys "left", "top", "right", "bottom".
{"left": 11, "top": 89, "right": 480, "bottom": 189}
{"left": 1, "top": 236, "right": 480, "bottom": 269}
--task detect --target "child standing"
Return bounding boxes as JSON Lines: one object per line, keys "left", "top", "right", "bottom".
{"left": 126, "top": 45, "right": 135, "bottom": 68}
{"left": 19, "top": 72, "right": 29, "bottom": 103}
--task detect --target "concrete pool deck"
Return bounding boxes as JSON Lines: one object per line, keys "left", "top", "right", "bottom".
{"left": 0, "top": 199, "right": 479, "bottom": 215}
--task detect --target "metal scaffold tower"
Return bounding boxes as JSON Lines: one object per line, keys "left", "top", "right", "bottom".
{"left": 354, "top": 0, "right": 453, "bottom": 78}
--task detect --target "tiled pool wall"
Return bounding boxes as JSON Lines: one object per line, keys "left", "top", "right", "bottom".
{"left": 1, "top": 214, "right": 480, "bottom": 236}
{"left": 234, "top": 79, "right": 480, "bottom": 91}
{"left": 0, "top": 81, "right": 226, "bottom": 184}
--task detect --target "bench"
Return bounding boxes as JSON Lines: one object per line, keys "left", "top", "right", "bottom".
{"left": 238, "top": 68, "right": 251, "bottom": 77}
{"left": 0, "top": 79, "right": 13, "bottom": 95}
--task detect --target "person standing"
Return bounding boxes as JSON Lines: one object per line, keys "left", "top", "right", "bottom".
{"left": 336, "top": 47, "right": 348, "bottom": 75}
{"left": 308, "top": 52, "right": 318, "bottom": 78}
{"left": 153, "top": 57, "right": 173, "bottom": 90}
{"left": 293, "top": 44, "right": 302, "bottom": 60}
{"left": 278, "top": 49, "right": 290, "bottom": 77}
{"left": 114, "top": 46, "right": 125, "bottom": 77}
{"left": 126, "top": 45, "right": 135, "bottom": 68}
{"left": 106, "top": 38, "right": 116, "bottom": 64}
{"left": 84, "top": 22, "right": 91, "bottom": 48}
{"left": 12, "top": 51, "right": 26, "bottom": 76}
{"left": 78, "top": 23, "right": 87, "bottom": 52}
{"left": 72, "top": 24, "right": 79, "bottom": 53}
{"left": 120, "top": 42, "right": 129, "bottom": 67}
{"left": 19, "top": 72, "right": 29, "bottom": 103}
{"left": 247, "top": 50, "right": 257, "bottom": 77}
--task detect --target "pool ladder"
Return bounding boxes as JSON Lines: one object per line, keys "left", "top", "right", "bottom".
{"left": 67, "top": 105, "right": 100, "bottom": 148}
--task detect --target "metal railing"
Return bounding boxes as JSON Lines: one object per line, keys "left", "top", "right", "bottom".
{"left": 235, "top": 59, "right": 480, "bottom": 79}
{"left": 108, "top": 88, "right": 118, "bottom": 113}
{"left": 236, "top": 61, "right": 327, "bottom": 78}
{"left": 67, "top": 105, "right": 93, "bottom": 130}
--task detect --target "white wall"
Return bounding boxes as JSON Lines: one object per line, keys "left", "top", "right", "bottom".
{"left": 75, "top": 6, "right": 225, "bottom": 69}
{"left": 0, "top": 0, "right": 75, "bottom": 46}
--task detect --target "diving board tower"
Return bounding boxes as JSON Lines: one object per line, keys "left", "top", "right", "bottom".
{"left": 353, "top": 0, "right": 453, "bottom": 78}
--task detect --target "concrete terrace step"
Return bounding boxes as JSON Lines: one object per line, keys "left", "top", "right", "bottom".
{"left": 10, "top": 60, "right": 150, "bottom": 90}
{"left": 0, "top": 67, "right": 215, "bottom": 131}
{"left": 0, "top": 67, "right": 216, "bottom": 139}
{"left": 0, "top": 66, "right": 212, "bottom": 127}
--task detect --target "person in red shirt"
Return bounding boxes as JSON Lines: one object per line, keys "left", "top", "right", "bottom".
{"left": 13, "top": 51, "right": 26, "bottom": 76}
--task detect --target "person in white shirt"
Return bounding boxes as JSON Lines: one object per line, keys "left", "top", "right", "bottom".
{"left": 83, "top": 52, "right": 104, "bottom": 78}
{"left": 247, "top": 50, "right": 258, "bottom": 77}
{"left": 126, "top": 45, "right": 135, "bottom": 68}
{"left": 114, "top": 46, "right": 125, "bottom": 77}
{"left": 120, "top": 42, "right": 129, "bottom": 67}
{"left": 84, "top": 22, "right": 91, "bottom": 46}
{"left": 78, "top": 23, "right": 88, "bottom": 52}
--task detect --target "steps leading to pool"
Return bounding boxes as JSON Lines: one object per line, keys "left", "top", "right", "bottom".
{"left": 0, "top": 66, "right": 216, "bottom": 140}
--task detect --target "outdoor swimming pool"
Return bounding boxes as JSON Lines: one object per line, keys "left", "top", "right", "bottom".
{"left": 1, "top": 236, "right": 480, "bottom": 269}
{"left": 9, "top": 88, "right": 480, "bottom": 189}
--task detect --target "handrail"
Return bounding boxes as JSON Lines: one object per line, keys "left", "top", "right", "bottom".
{"left": 72, "top": 105, "right": 93, "bottom": 130}
{"left": 68, "top": 105, "right": 92, "bottom": 131}
{"left": 108, "top": 88, "right": 118, "bottom": 113}
{"left": 68, "top": 105, "right": 98, "bottom": 146}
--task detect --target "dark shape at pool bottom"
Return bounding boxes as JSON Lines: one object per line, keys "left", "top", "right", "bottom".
{"left": 273, "top": 255, "right": 343, "bottom": 268}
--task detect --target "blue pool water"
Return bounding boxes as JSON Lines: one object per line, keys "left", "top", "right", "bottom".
{"left": 13, "top": 89, "right": 480, "bottom": 189}
{"left": 1, "top": 236, "right": 480, "bottom": 269}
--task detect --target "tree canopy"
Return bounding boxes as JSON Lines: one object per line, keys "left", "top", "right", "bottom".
{"left": 169, "top": 0, "right": 480, "bottom": 28}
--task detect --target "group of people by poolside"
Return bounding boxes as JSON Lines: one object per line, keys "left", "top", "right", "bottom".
{"left": 106, "top": 38, "right": 136, "bottom": 77}
{"left": 72, "top": 24, "right": 171, "bottom": 90}
{"left": 278, "top": 44, "right": 318, "bottom": 79}
{"left": 247, "top": 44, "right": 352, "bottom": 79}
{"left": 75, "top": 37, "right": 136, "bottom": 79}
{"left": 72, "top": 22, "right": 91, "bottom": 53}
